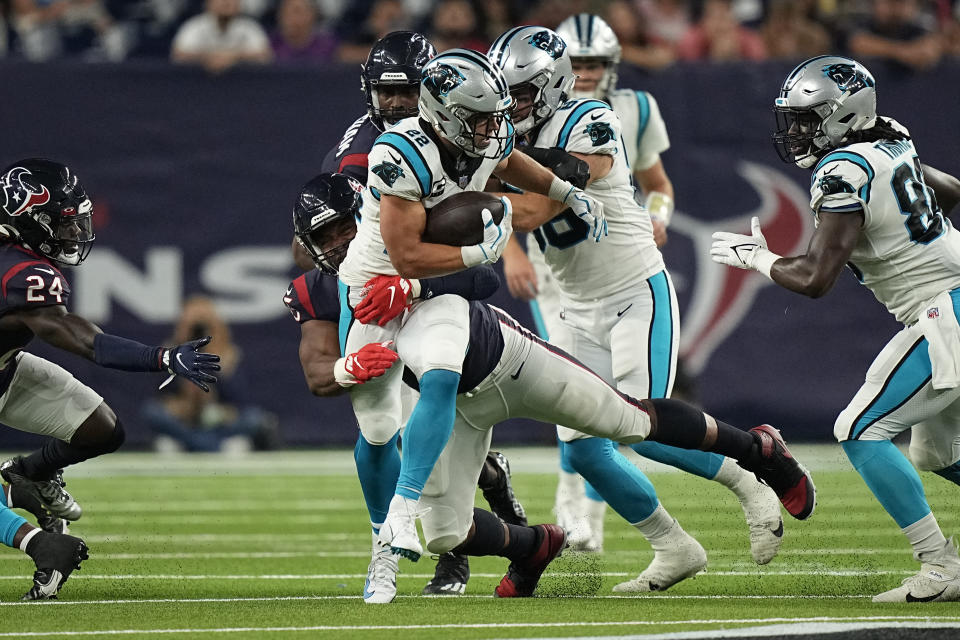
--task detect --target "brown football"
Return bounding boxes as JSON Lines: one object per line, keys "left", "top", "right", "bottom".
{"left": 422, "top": 192, "right": 505, "bottom": 246}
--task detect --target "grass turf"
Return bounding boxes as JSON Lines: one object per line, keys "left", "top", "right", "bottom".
{"left": 1, "top": 447, "right": 959, "bottom": 639}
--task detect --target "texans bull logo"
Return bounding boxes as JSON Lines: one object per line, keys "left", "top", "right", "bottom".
{"left": 585, "top": 121, "right": 613, "bottom": 147}
{"left": 422, "top": 64, "right": 466, "bottom": 100}
{"left": 527, "top": 30, "right": 566, "bottom": 60}
{"left": 1, "top": 166, "right": 50, "bottom": 217}
{"left": 371, "top": 161, "right": 404, "bottom": 187}
{"left": 823, "top": 62, "right": 874, "bottom": 95}
{"left": 669, "top": 162, "right": 812, "bottom": 374}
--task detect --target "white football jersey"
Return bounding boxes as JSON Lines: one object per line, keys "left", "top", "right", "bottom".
{"left": 338, "top": 116, "right": 515, "bottom": 287}
{"left": 607, "top": 89, "right": 670, "bottom": 172}
{"left": 809, "top": 119, "right": 960, "bottom": 325}
{"left": 528, "top": 98, "right": 664, "bottom": 302}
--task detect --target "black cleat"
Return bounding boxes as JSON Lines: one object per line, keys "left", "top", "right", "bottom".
{"left": 6, "top": 482, "right": 71, "bottom": 534}
{"left": 422, "top": 552, "right": 470, "bottom": 595}
{"left": 481, "top": 451, "right": 527, "bottom": 526}
{"left": 22, "top": 531, "right": 88, "bottom": 600}
{"left": 1, "top": 458, "right": 82, "bottom": 521}
{"left": 740, "top": 425, "right": 816, "bottom": 520}
{"left": 495, "top": 524, "right": 567, "bottom": 598}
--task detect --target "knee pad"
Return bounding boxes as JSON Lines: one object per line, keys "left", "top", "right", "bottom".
{"left": 358, "top": 416, "right": 400, "bottom": 446}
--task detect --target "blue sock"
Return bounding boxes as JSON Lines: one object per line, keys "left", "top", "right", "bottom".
{"left": 842, "top": 439, "right": 931, "bottom": 528}
{"left": 395, "top": 369, "right": 460, "bottom": 500}
{"left": 631, "top": 441, "right": 725, "bottom": 480}
{"left": 565, "top": 438, "right": 659, "bottom": 523}
{"left": 0, "top": 502, "right": 28, "bottom": 548}
{"left": 354, "top": 432, "right": 401, "bottom": 528}
{"left": 934, "top": 460, "right": 960, "bottom": 487}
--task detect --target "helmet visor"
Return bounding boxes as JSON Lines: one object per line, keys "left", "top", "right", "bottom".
{"left": 53, "top": 204, "right": 95, "bottom": 265}
{"left": 461, "top": 109, "right": 512, "bottom": 159}
{"left": 298, "top": 215, "right": 356, "bottom": 275}
{"left": 773, "top": 107, "right": 822, "bottom": 165}
{"left": 370, "top": 82, "right": 420, "bottom": 126}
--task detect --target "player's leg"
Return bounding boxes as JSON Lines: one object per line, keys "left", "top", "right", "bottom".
{"left": 2, "top": 482, "right": 69, "bottom": 534}
{"left": 0, "top": 354, "right": 120, "bottom": 521}
{"left": 386, "top": 295, "right": 470, "bottom": 559}
{"left": 834, "top": 324, "right": 960, "bottom": 602}
{"left": 613, "top": 272, "right": 783, "bottom": 564}
{"left": 909, "top": 401, "right": 960, "bottom": 487}
{"left": 0, "top": 499, "right": 87, "bottom": 600}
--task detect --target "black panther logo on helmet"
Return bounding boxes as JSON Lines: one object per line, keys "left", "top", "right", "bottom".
{"left": 585, "top": 122, "right": 613, "bottom": 147}
{"left": 527, "top": 30, "right": 566, "bottom": 60}
{"left": 422, "top": 64, "right": 466, "bottom": 100}
{"left": 371, "top": 161, "right": 405, "bottom": 187}
{"left": 823, "top": 63, "right": 874, "bottom": 95}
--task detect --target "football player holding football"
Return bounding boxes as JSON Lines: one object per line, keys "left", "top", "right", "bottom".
{"left": 711, "top": 55, "right": 960, "bottom": 603}
{"left": 287, "top": 170, "right": 816, "bottom": 601}
{"left": 488, "top": 26, "right": 785, "bottom": 591}
{"left": 0, "top": 158, "right": 221, "bottom": 598}
{"left": 336, "top": 48, "right": 607, "bottom": 567}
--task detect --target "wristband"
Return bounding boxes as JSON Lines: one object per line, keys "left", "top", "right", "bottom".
{"left": 333, "top": 357, "right": 357, "bottom": 387}
{"left": 753, "top": 249, "right": 781, "bottom": 280}
{"left": 547, "top": 175, "right": 575, "bottom": 204}
{"left": 409, "top": 279, "right": 422, "bottom": 299}
{"left": 645, "top": 191, "right": 674, "bottom": 227}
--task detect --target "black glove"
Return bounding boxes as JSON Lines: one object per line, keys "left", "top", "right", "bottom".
{"left": 161, "top": 336, "right": 221, "bottom": 392}
{"left": 522, "top": 147, "right": 590, "bottom": 189}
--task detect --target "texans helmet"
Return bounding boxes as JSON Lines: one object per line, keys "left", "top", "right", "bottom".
{"left": 292, "top": 172, "right": 362, "bottom": 275}
{"left": 0, "top": 158, "right": 95, "bottom": 265}
{"left": 361, "top": 31, "right": 437, "bottom": 131}
{"left": 773, "top": 56, "right": 877, "bottom": 168}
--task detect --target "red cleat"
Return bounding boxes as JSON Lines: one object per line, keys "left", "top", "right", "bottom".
{"left": 495, "top": 524, "right": 567, "bottom": 597}
{"left": 744, "top": 425, "right": 816, "bottom": 520}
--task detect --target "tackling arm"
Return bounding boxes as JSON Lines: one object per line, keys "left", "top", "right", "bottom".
{"left": 298, "top": 320, "right": 347, "bottom": 397}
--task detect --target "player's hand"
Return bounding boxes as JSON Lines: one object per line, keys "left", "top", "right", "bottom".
{"left": 503, "top": 248, "right": 538, "bottom": 301}
{"left": 160, "top": 336, "right": 221, "bottom": 392}
{"left": 652, "top": 218, "right": 668, "bottom": 248}
{"left": 564, "top": 188, "right": 607, "bottom": 242}
{"left": 461, "top": 196, "right": 513, "bottom": 267}
{"left": 710, "top": 216, "right": 771, "bottom": 271}
{"left": 334, "top": 341, "right": 399, "bottom": 386}
{"left": 354, "top": 275, "right": 418, "bottom": 326}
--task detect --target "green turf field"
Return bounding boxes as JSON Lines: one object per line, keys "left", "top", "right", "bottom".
{"left": 1, "top": 446, "right": 959, "bottom": 639}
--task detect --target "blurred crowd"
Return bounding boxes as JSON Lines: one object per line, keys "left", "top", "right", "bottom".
{"left": 1, "top": 0, "right": 959, "bottom": 72}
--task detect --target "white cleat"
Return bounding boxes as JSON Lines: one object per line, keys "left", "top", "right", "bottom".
{"left": 613, "top": 523, "right": 707, "bottom": 593}
{"left": 378, "top": 495, "right": 425, "bottom": 561}
{"left": 363, "top": 548, "right": 399, "bottom": 604}
{"left": 873, "top": 537, "right": 960, "bottom": 603}
{"left": 738, "top": 476, "right": 784, "bottom": 565}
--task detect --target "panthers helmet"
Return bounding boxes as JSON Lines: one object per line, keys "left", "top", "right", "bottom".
{"left": 292, "top": 172, "right": 362, "bottom": 275}
{"left": 488, "top": 26, "right": 575, "bottom": 135}
{"left": 555, "top": 13, "right": 621, "bottom": 100}
{"left": 0, "top": 158, "right": 94, "bottom": 265}
{"left": 773, "top": 55, "right": 877, "bottom": 168}
{"left": 361, "top": 31, "right": 437, "bottom": 131}
{"left": 419, "top": 49, "right": 514, "bottom": 159}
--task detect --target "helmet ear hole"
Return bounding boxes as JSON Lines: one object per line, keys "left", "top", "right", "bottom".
{"left": 838, "top": 113, "right": 855, "bottom": 124}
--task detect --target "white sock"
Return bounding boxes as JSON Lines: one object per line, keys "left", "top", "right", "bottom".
{"left": 632, "top": 504, "right": 674, "bottom": 542}
{"left": 18, "top": 528, "right": 40, "bottom": 553}
{"left": 5, "top": 486, "right": 12, "bottom": 509}
{"left": 904, "top": 513, "right": 949, "bottom": 562}
{"left": 711, "top": 457, "right": 753, "bottom": 497}
{"left": 370, "top": 528, "right": 381, "bottom": 555}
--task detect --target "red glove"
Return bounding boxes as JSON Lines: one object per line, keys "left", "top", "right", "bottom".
{"left": 354, "top": 275, "right": 419, "bottom": 326}
{"left": 334, "top": 341, "right": 399, "bottom": 386}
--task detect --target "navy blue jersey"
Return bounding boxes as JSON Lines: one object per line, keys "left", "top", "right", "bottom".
{"left": 0, "top": 241, "right": 71, "bottom": 367}
{"left": 320, "top": 114, "right": 382, "bottom": 186}
{"left": 283, "top": 269, "right": 341, "bottom": 324}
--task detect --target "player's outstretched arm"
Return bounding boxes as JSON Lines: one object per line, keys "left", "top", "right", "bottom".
{"left": 710, "top": 212, "right": 861, "bottom": 298}
{"left": 14, "top": 305, "right": 221, "bottom": 391}
{"left": 921, "top": 163, "right": 960, "bottom": 216}
{"left": 298, "top": 319, "right": 398, "bottom": 395}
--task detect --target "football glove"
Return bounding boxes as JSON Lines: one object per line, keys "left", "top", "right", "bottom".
{"left": 522, "top": 147, "right": 590, "bottom": 189}
{"left": 354, "top": 275, "right": 420, "bottom": 326}
{"left": 549, "top": 178, "right": 606, "bottom": 242}
{"left": 334, "top": 341, "right": 399, "bottom": 386}
{"left": 710, "top": 216, "right": 781, "bottom": 278}
{"left": 461, "top": 196, "right": 514, "bottom": 267}
{"left": 159, "top": 336, "right": 221, "bottom": 392}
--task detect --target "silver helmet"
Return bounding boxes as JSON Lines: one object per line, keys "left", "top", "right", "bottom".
{"left": 773, "top": 55, "right": 877, "bottom": 168}
{"left": 488, "top": 26, "right": 575, "bottom": 135}
{"left": 418, "top": 49, "right": 514, "bottom": 159}
{"left": 555, "top": 13, "right": 621, "bottom": 100}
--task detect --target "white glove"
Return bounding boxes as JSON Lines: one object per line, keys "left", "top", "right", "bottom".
{"left": 548, "top": 177, "right": 607, "bottom": 242}
{"left": 710, "top": 216, "right": 781, "bottom": 279}
{"left": 461, "top": 196, "right": 514, "bottom": 267}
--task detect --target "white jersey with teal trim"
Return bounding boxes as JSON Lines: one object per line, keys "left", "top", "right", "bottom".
{"left": 338, "top": 115, "right": 515, "bottom": 287}
{"left": 607, "top": 89, "right": 670, "bottom": 172}
{"left": 809, "top": 119, "right": 960, "bottom": 325}
{"left": 529, "top": 98, "right": 664, "bottom": 302}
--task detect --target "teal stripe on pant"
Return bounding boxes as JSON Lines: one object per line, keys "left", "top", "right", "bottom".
{"left": 337, "top": 280, "right": 352, "bottom": 357}
{"left": 850, "top": 338, "right": 930, "bottom": 440}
